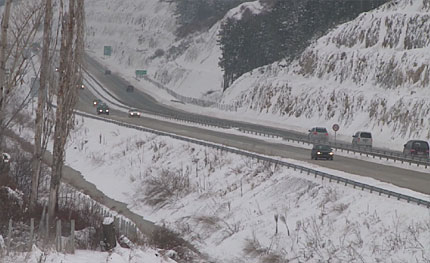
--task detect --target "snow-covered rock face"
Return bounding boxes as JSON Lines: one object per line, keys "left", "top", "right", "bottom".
{"left": 223, "top": 0, "right": 430, "bottom": 142}
{"left": 85, "top": 0, "right": 225, "bottom": 99}
{"left": 85, "top": 0, "right": 177, "bottom": 73}
{"left": 297, "top": 0, "right": 430, "bottom": 89}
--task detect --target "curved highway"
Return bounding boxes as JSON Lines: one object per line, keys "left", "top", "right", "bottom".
{"left": 78, "top": 54, "right": 430, "bottom": 196}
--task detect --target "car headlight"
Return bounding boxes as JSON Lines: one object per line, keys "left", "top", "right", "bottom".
{"left": 329, "top": 152, "right": 334, "bottom": 155}
{"left": 99, "top": 110, "right": 102, "bottom": 112}
{"left": 106, "top": 109, "right": 109, "bottom": 112}
{"left": 317, "top": 151, "right": 321, "bottom": 155}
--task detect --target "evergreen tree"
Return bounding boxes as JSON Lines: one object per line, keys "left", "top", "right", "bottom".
{"left": 218, "top": 0, "right": 388, "bottom": 91}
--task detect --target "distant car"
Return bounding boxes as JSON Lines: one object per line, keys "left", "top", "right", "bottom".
{"left": 105, "top": 69, "right": 111, "bottom": 75}
{"left": 93, "top": 99, "right": 102, "bottom": 106}
{"left": 128, "top": 109, "right": 141, "bottom": 117}
{"left": 78, "top": 83, "right": 85, "bottom": 89}
{"left": 2, "top": 152, "right": 10, "bottom": 163}
{"left": 308, "top": 127, "right": 329, "bottom": 142}
{"left": 403, "top": 140, "right": 429, "bottom": 158}
{"left": 352, "top": 131, "right": 372, "bottom": 148}
{"left": 311, "top": 145, "right": 334, "bottom": 160}
{"left": 96, "top": 103, "right": 109, "bottom": 115}
{"left": 126, "top": 85, "right": 134, "bottom": 92}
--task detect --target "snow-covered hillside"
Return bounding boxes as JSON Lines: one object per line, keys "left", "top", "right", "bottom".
{"left": 85, "top": 0, "right": 225, "bottom": 100}
{"left": 84, "top": 0, "right": 430, "bottom": 148}
{"left": 62, "top": 115, "right": 430, "bottom": 263}
{"left": 222, "top": 0, "right": 430, "bottom": 146}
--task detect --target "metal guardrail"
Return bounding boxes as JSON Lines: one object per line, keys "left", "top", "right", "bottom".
{"left": 75, "top": 111, "right": 430, "bottom": 209}
{"left": 238, "top": 127, "right": 430, "bottom": 168}
{"left": 85, "top": 65, "right": 430, "bottom": 169}
{"left": 83, "top": 68, "right": 232, "bottom": 130}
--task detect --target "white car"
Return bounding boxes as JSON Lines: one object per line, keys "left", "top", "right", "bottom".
{"left": 128, "top": 109, "right": 141, "bottom": 117}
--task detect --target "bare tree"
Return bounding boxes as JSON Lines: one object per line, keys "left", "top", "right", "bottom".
{"left": 30, "top": 0, "right": 54, "bottom": 212}
{"left": 0, "top": 0, "right": 44, "bottom": 174}
{"left": 47, "top": 0, "right": 84, "bottom": 223}
{"left": 0, "top": 0, "right": 13, "bottom": 157}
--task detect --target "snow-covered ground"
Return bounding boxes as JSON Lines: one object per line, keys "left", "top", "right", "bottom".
{"left": 5, "top": 0, "right": 430, "bottom": 261}
{"left": 2, "top": 245, "right": 176, "bottom": 263}
{"left": 58, "top": 114, "right": 430, "bottom": 262}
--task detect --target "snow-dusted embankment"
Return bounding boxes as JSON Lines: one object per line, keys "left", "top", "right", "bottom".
{"left": 66, "top": 115, "right": 430, "bottom": 263}
{"left": 222, "top": 0, "right": 430, "bottom": 147}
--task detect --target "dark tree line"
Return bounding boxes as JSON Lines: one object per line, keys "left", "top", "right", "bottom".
{"left": 218, "top": 0, "right": 388, "bottom": 91}
{"left": 173, "top": 0, "right": 247, "bottom": 37}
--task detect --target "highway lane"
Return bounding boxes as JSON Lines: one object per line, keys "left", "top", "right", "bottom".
{"left": 84, "top": 54, "right": 420, "bottom": 160}
{"left": 75, "top": 89, "right": 430, "bottom": 195}
{"left": 80, "top": 54, "right": 430, "bottom": 195}
{"left": 83, "top": 54, "right": 305, "bottom": 136}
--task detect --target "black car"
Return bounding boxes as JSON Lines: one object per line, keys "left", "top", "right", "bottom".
{"left": 105, "top": 69, "right": 111, "bottom": 75}
{"left": 126, "top": 85, "right": 134, "bottom": 92}
{"left": 311, "top": 145, "right": 334, "bottom": 160}
{"left": 403, "top": 140, "right": 429, "bottom": 158}
{"left": 96, "top": 103, "right": 109, "bottom": 115}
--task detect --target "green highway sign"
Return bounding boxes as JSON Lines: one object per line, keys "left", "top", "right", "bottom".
{"left": 135, "top": 69, "right": 147, "bottom": 78}
{"left": 103, "top": 46, "right": 112, "bottom": 56}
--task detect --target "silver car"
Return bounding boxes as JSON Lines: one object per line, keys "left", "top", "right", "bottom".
{"left": 352, "top": 131, "right": 372, "bottom": 148}
{"left": 308, "top": 127, "right": 329, "bottom": 142}
{"left": 128, "top": 109, "right": 141, "bottom": 117}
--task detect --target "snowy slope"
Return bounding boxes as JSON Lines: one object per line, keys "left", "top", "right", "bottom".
{"left": 85, "top": 0, "right": 266, "bottom": 100}
{"left": 2, "top": 245, "right": 177, "bottom": 263}
{"left": 221, "top": 0, "right": 430, "bottom": 147}
{"left": 62, "top": 114, "right": 430, "bottom": 263}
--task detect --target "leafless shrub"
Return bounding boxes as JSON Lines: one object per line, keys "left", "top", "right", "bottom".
{"left": 194, "top": 214, "right": 240, "bottom": 239}
{"left": 243, "top": 235, "right": 270, "bottom": 258}
{"left": 135, "top": 139, "right": 146, "bottom": 149}
{"left": 143, "top": 169, "right": 190, "bottom": 207}
{"left": 319, "top": 187, "right": 338, "bottom": 207}
{"left": 194, "top": 215, "right": 221, "bottom": 230}
{"left": 331, "top": 203, "right": 349, "bottom": 214}
{"left": 149, "top": 225, "right": 201, "bottom": 263}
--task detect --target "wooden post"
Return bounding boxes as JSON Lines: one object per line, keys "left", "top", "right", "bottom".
{"left": 45, "top": 212, "right": 49, "bottom": 243}
{"left": 70, "top": 220, "right": 75, "bottom": 254}
{"left": 39, "top": 205, "right": 46, "bottom": 236}
{"left": 6, "top": 219, "right": 12, "bottom": 255}
{"left": 29, "top": 218, "right": 34, "bottom": 251}
{"left": 56, "top": 219, "right": 62, "bottom": 252}
{"left": 102, "top": 217, "right": 116, "bottom": 251}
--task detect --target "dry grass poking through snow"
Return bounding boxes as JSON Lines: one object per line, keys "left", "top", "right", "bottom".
{"left": 67, "top": 119, "right": 430, "bottom": 263}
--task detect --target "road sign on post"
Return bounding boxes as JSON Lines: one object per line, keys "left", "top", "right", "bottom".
{"left": 103, "top": 46, "right": 112, "bottom": 56}
{"left": 332, "top": 124, "right": 340, "bottom": 143}
{"left": 135, "top": 70, "right": 147, "bottom": 78}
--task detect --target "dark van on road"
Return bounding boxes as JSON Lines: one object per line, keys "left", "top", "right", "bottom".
{"left": 311, "top": 144, "right": 334, "bottom": 160}
{"left": 403, "top": 140, "right": 429, "bottom": 158}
